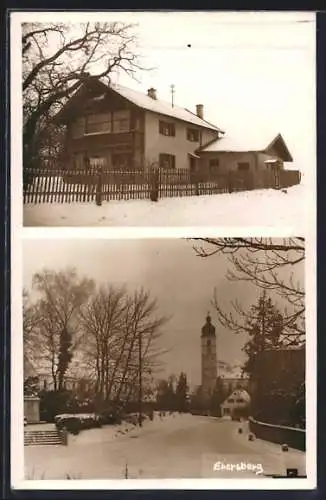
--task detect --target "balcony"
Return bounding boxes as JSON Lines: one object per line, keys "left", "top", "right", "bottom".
{"left": 68, "top": 131, "right": 134, "bottom": 151}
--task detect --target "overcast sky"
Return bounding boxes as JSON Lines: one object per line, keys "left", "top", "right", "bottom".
{"left": 124, "top": 11, "right": 315, "bottom": 175}
{"left": 23, "top": 237, "right": 304, "bottom": 388}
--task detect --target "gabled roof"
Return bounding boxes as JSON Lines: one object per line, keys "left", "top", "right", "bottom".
{"left": 222, "top": 389, "right": 251, "bottom": 405}
{"left": 55, "top": 77, "right": 223, "bottom": 133}
{"left": 110, "top": 83, "right": 223, "bottom": 132}
{"left": 198, "top": 130, "right": 293, "bottom": 162}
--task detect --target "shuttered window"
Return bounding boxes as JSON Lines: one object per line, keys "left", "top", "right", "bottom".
{"left": 159, "top": 121, "right": 176, "bottom": 137}
{"left": 159, "top": 154, "right": 176, "bottom": 169}
{"left": 86, "top": 113, "right": 112, "bottom": 134}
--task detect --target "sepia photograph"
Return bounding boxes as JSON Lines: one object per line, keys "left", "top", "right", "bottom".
{"left": 9, "top": 8, "right": 317, "bottom": 493}
{"left": 18, "top": 237, "right": 309, "bottom": 483}
{"left": 11, "top": 11, "right": 315, "bottom": 228}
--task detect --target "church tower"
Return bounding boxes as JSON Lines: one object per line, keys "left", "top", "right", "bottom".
{"left": 201, "top": 314, "right": 217, "bottom": 400}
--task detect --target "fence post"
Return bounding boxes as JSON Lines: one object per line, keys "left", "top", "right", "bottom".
{"left": 150, "top": 167, "right": 159, "bottom": 202}
{"left": 191, "top": 171, "right": 199, "bottom": 196}
{"left": 96, "top": 165, "right": 103, "bottom": 206}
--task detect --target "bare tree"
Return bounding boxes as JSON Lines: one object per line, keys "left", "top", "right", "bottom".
{"left": 192, "top": 238, "right": 305, "bottom": 344}
{"left": 29, "top": 267, "right": 94, "bottom": 390}
{"left": 22, "top": 21, "right": 146, "bottom": 170}
{"left": 78, "top": 284, "right": 128, "bottom": 401}
{"left": 79, "top": 285, "right": 170, "bottom": 410}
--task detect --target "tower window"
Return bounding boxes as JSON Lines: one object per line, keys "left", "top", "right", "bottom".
{"left": 207, "top": 339, "right": 211, "bottom": 348}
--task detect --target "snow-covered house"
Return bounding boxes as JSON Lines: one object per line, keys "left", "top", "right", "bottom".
{"left": 196, "top": 130, "right": 296, "bottom": 189}
{"left": 54, "top": 76, "right": 299, "bottom": 188}
{"left": 54, "top": 76, "right": 223, "bottom": 172}
{"left": 220, "top": 389, "right": 251, "bottom": 417}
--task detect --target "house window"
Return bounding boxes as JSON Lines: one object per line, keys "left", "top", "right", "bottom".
{"left": 235, "top": 398, "right": 244, "bottom": 403}
{"left": 187, "top": 129, "right": 199, "bottom": 142}
{"left": 237, "top": 162, "right": 250, "bottom": 171}
{"left": 112, "top": 153, "right": 133, "bottom": 169}
{"left": 71, "top": 117, "right": 86, "bottom": 138}
{"left": 72, "top": 152, "right": 88, "bottom": 170}
{"left": 159, "top": 121, "right": 176, "bottom": 137}
{"left": 159, "top": 153, "right": 176, "bottom": 169}
{"left": 86, "top": 113, "right": 112, "bottom": 134}
{"left": 89, "top": 156, "right": 107, "bottom": 168}
{"left": 228, "top": 398, "right": 235, "bottom": 403}
{"left": 113, "top": 110, "right": 130, "bottom": 133}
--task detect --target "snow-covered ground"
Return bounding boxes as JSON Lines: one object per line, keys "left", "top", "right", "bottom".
{"left": 23, "top": 185, "right": 304, "bottom": 228}
{"left": 24, "top": 413, "right": 305, "bottom": 480}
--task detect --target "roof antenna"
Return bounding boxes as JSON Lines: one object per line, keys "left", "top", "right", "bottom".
{"left": 170, "top": 84, "right": 175, "bottom": 108}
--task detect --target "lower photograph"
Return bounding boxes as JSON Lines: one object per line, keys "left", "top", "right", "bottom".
{"left": 20, "top": 237, "right": 308, "bottom": 483}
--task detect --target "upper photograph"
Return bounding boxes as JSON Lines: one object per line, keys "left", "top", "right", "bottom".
{"left": 14, "top": 11, "right": 315, "bottom": 228}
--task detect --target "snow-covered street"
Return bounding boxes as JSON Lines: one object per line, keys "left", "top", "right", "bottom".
{"left": 25, "top": 414, "right": 305, "bottom": 480}
{"left": 23, "top": 185, "right": 305, "bottom": 228}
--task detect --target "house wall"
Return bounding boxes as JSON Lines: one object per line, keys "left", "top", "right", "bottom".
{"left": 221, "top": 390, "right": 250, "bottom": 417}
{"left": 64, "top": 93, "right": 145, "bottom": 169}
{"left": 144, "top": 110, "right": 219, "bottom": 170}
{"left": 198, "top": 150, "right": 288, "bottom": 188}
{"left": 198, "top": 151, "right": 257, "bottom": 175}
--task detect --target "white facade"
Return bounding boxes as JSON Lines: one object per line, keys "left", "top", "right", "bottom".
{"left": 220, "top": 389, "right": 251, "bottom": 417}
{"left": 144, "top": 110, "right": 218, "bottom": 170}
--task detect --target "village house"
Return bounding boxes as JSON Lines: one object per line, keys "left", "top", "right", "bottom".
{"left": 196, "top": 131, "right": 295, "bottom": 188}
{"left": 54, "top": 76, "right": 223, "bottom": 173}
{"left": 220, "top": 388, "right": 251, "bottom": 418}
{"left": 54, "top": 76, "right": 298, "bottom": 188}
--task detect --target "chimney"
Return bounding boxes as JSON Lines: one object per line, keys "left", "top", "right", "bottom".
{"left": 147, "top": 88, "right": 157, "bottom": 100}
{"left": 196, "top": 104, "right": 204, "bottom": 119}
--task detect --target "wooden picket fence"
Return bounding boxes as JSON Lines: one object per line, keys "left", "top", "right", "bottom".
{"left": 23, "top": 166, "right": 301, "bottom": 205}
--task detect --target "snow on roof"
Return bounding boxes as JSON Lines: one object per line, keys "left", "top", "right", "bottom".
{"left": 219, "top": 373, "right": 249, "bottom": 380}
{"left": 264, "top": 158, "right": 279, "bottom": 164}
{"left": 109, "top": 83, "right": 223, "bottom": 132}
{"left": 199, "top": 128, "right": 293, "bottom": 161}
{"left": 222, "top": 389, "right": 251, "bottom": 405}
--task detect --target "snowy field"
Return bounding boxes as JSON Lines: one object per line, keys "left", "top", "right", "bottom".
{"left": 25, "top": 413, "right": 305, "bottom": 480}
{"left": 23, "top": 185, "right": 305, "bottom": 228}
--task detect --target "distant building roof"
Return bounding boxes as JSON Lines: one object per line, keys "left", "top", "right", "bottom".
{"left": 109, "top": 84, "right": 223, "bottom": 132}
{"left": 221, "top": 389, "right": 251, "bottom": 406}
{"left": 198, "top": 130, "right": 293, "bottom": 162}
